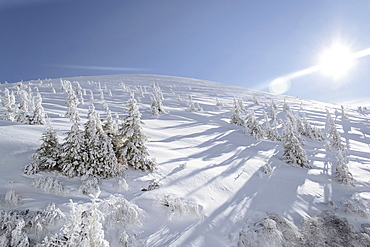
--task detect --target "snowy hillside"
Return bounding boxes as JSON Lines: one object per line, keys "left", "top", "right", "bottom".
{"left": 0, "top": 74, "right": 370, "bottom": 246}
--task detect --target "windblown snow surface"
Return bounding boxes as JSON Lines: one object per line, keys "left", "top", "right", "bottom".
{"left": 1, "top": 74, "right": 370, "bottom": 246}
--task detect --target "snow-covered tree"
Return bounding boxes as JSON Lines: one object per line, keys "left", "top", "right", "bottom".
{"left": 24, "top": 125, "right": 60, "bottom": 175}
{"left": 326, "top": 110, "right": 345, "bottom": 151}
{"left": 301, "top": 113, "right": 324, "bottom": 141}
{"left": 230, "top": 97, "right": 244, "bottom": 126}
{"left": 252, "top": 95, "right": 260, "bottom": 105}
{"left": 335, "top": 150, "right": 354, "bottom": 186}
{"left": 1, "top": 88, "right": 11, "bottom": 108}
{"left": 282, "top": 118, "right": 311, "bottom": 168}
{"left": 3, "top": 89, "right": 16, "bottom": 121}
{"left": 116, "top": 97, "right": 156, "bottom": 171}
{"left": 16, "top": 89, "right": 34, "bottom": 124}
{"left": 187, "top": 95, "right": 197, "bottom": 112}
{"left": 269, "top": 100, "right": 278, "bottom": 126}
{"left": 82, "top": 105, "right": 122, "bottom": 178}
{"left": 59, "top": 120, "right": 86, "bottom": 178}
{"left": 151, "top": 85, "right": 166, "bottom": 117}
{"left": 79, "top": 195, "right": 109, "bottom": 247}
{"left": 245, "top": 109, "right": 264, "bottom": 139}
{"left": 283, "top": 98, "right": 290, "bottom": 112}
{"left": 65, "top": 83, "right": 80, "bottom": 121}
{"left": 237, "top": 97, "right": 246, "bottom": 112}
{"left": 30, "top": 92, "right": 46, "bottom": 125}
{"left": 102, "top": 107, "right": 118, "bottom": 139}
{"left": 215, "top": 97, "right": 223, "bottom": 108}
{"left": 341, "top": 105, "right": 348, "bottom": 120}
{"left": 264, "top": 112, "right": 280, "bottom": 141}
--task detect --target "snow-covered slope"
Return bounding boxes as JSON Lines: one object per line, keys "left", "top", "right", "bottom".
{"left": 0, "top": 74, "right": 370, "bottom": 246}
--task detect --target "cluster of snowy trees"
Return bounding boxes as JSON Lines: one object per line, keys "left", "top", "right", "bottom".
{"left": 230, "top": 97, "right": 323, "bottom": 168}
{"left": 1, "top": 82, "right": 46, "bottom": 124}
{"left": 24, "top": 95, "right": 156, "bottom": 179}
{"left": 229, "top": 95, "right": 355, "bottom": 183}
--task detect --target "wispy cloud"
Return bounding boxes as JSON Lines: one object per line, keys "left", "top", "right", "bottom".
{"left": 53, "top": 64, "right": 149, "bottom": 72}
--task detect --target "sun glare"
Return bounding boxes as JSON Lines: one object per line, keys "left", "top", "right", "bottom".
{"left": 319, "top": 44, "right": 354, "bottom": 79}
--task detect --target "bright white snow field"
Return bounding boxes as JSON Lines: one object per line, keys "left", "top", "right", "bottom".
{"left": 0, "top": 74, "right": 370, "bottom": 246}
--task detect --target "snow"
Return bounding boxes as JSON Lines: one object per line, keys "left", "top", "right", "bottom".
{"left": 0, "top": 74, "right": 370, "bottom": 246}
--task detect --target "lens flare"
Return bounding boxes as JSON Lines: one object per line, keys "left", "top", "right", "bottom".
{"left": 269, "top": 77, "right": 290, "bottom": 94}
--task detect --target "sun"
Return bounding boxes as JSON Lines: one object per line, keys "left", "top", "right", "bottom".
{"left": 318, "top": 43, "right": 354, "bottom": 79}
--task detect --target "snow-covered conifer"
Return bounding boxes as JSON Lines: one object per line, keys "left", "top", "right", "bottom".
{"left": 116, "top": 97, "right": 156, "bottom": 171}
{"left": 335, "top": 150, "right": 354, "bottom": 186}
{"left": 252, "top": 95, "right": 260, "bottom": 105}
{"left": 230, "top": 97, "right": 244, "bottom": 126}
{"left": 264, "top": 112, "right": 280, "bottom": 141}
{"left": 301, "top": 113, "right": 324, "bottom": 141}
{"left": 237, "top": 97, "right": 246, "bottom": 112}
{"left": 16, "top": 89, "right": 34, "bottom": 124}
{"left": 1, "top": 88, "right": 11, "bottom": 108}
{"left": 89, "top": 90, "right": 94, "bottom": 100}
{"left": 60, "top": 120, "right": 86, "bottom": 178}
{"left": 245, "top": 109, "right": 264, "bottom": 139}
{"left": 341, "top": 105, "right": 348, "bottom": 120}
{"left": 150, "top": 84, "right": 166, "bottom": 116}
{"left": 282, "top": 118, "right": 311, "bottom": 168}
{"left": 65, "top": 83, "right": 80, "bottom": 121}
{"left": 215, "top": 97, "right": 223, "bottom": 108}
{"left": 103, "top": 108, "right": 117, "bottom": 139}
{"left": 326, "top": 110, "right": 345, "bottom": 151}
{"left": 283, "top": 98, "right": 290, "bottom": 112}
{"left": 79, "top": 195, "right": 109, "bottom": 247}
{"left": 30, "top": 92, "right": 46, "bottom": 125}
{"left": 187, "top": 95, "right": 197, "bottom": 112}
{"left": 82, "top": 104, "right": 121, "bottom": 178}
{"left": 24, "top": 125, "right": 60, "bottom": 175}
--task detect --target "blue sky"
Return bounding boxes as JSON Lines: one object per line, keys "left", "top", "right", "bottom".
{"left": 1, "top": 0, "right": 370, "bottom": 104}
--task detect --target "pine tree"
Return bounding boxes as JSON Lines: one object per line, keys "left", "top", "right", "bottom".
{"left": 245, "top": 109, "right": 264, "bottom": 139}
{"left": 230, "top": 97, "right": 244, "bottom": 126}
{"left": 215, "top": 97, "right": 223, "bottom": 108}
{"left": 341, "top": 105, "right": 348, "bottom": 120}
{"left": 60, "top": 120, "right": 86, "bottom": 178}
{"left": 264, "top": 112, "right": 280, "bottom": 141}
{"left": 282, "top": 119, "right": 311, "bottom": 168}
{"left": 79, "top": 195, "right": 109, "bottom": 247}
{"left": 187, "top": 95, "right": 196, "bottom": 112}
{"left": 116, "top": 97, "right": 156, "bottom": 171}
{"left": 237, "top": 97, "right": 246, "bottom": 112}
{"left": 30, "top": 92, "right": 46, "bottom": 125}
{"left": 24, "top": 124, "right": 60, "bottom": 175}
{"left": 326, "top": 110, "right": 345, "bottom": 151}
{"left": 1, "top": 87, "right": 11, "bottom": 108}
{"left": 102, "top": 107, "right": 117, "bottom": 139}
{"left": 150, "top": 85, "right": 166, "bottom": 117}
{"left": 82, "top": 105, "right": 122, "bottom": 178}
{"left": 16, "top": 89, "right": 34, "bottom": 124}
{"left": 335, "top": 150, "right": 354, "bottom": 186}
{"left": 65, "top": 83, "right": 80, "bottom": 121}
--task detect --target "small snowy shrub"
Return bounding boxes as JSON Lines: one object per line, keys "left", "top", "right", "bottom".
{"left": 179, "top": 162, "right": 187, "bottom": 169}
{"left": 159, "top": 195, "right": 201, "bottom": 219}
{"left": 79, "top": 176, "right": 100, "bottom": 195}
{"left": 100, "top": 195, "right": 142, "bottom": 228}
{"left": 301, "top": 210, "right": 370, "bottom": 246}
{"left": 141, "top": 180, "right": 161, "bottom": 191}
{"left": 4, "top": 190, "right": 22, "bottom": 208}
{"left": 31, "top": 177, "right": 66, "bottom": 195}
{"left": 113, "top": 176, "right": 129, "bottom": 191}
{"left": 237, "top": 212, "right": 302, "bottom": 247}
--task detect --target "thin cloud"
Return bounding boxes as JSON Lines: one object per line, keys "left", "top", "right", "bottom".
{"left": 53, "top": 64, "right": 150, "bottom": 72}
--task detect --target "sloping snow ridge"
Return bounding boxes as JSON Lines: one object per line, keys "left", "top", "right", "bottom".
{"left": 0, "top": 74, "right": 370, "bottom": 246}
